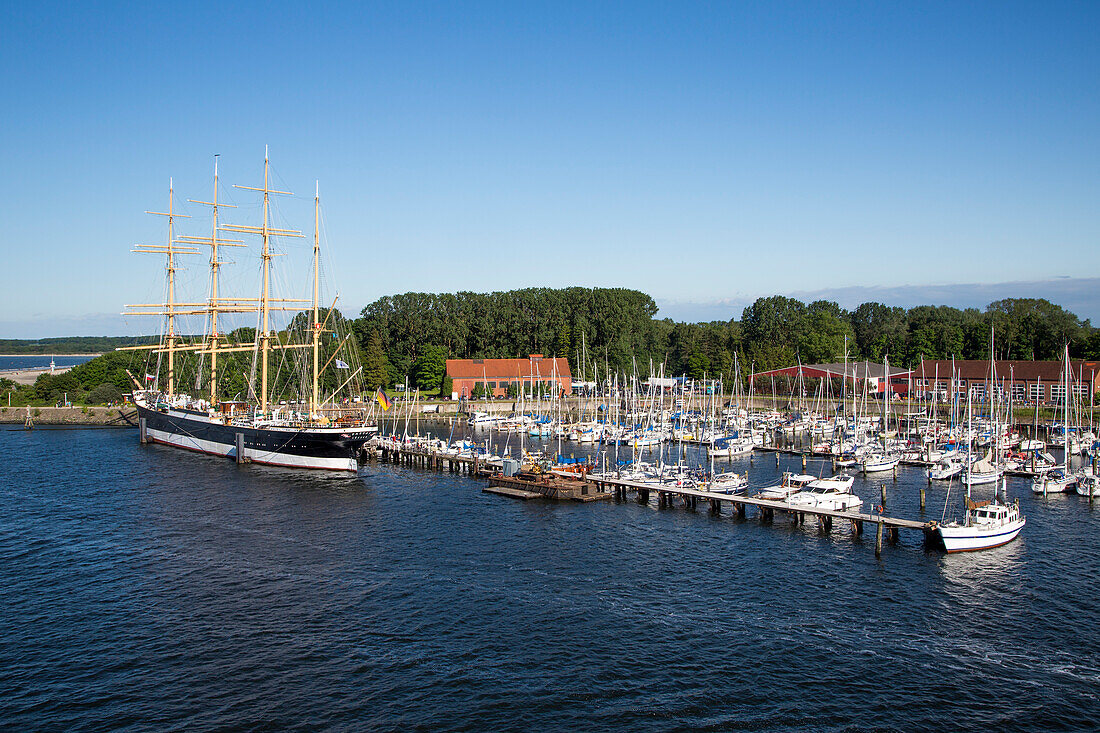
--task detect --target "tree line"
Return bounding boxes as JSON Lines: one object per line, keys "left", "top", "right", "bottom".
{"left": 8, "top": 289, "right": 1098, "bottom": 405}
{"left": 356, "top": 290, "right": 1099, "bottom": 391}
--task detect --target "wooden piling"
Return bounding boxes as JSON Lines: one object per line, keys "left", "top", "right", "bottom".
{"left": 875, "top": 521, "right": 884, "bottom": 557}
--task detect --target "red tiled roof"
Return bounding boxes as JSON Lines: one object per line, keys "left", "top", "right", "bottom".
{"left": 446, "top": 357, "right": 572, "bottom": 380}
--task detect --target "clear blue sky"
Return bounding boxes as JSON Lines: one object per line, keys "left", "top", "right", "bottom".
{"left": 1, "top": 1, "right": 1098, "bottom": 337}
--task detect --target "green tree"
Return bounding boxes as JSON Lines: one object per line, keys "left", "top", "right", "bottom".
{"left": 87, "top": 382, "right": 123, "bottom": 405}
{"left": 412, "top": 345, "right": 448, "bottom": 392}
{"left": 362, "top": 328, "right": 388, "bottom": 390}
{"left": 798, "top": 301, "right": 853, "bottom": 364}
{"left": 850, "top": 302, "right": 907, "bottom": 360}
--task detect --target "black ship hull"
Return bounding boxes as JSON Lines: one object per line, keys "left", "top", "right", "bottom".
{"left": 136, "top": 401, "right": 374, "bottom": 471}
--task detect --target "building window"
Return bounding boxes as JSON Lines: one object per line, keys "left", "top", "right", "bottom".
{"left": 1012, "top": 384, "right": 1026, "bottom": 400}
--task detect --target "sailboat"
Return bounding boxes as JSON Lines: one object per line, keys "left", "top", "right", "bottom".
{"left": 861, "top": 356, "right": 900, "bottom": 473}
{"left": 935, "top": 387, "right": 1025, "bottom": 552}
{"left": 121, "top": 154, "right": 376, "bottom": 471}
{"left": 1033, "top": 345, "right": 1077, "bottom": 494}
{"left": 935, "top": 477, "right": 1026, "bottom": 552}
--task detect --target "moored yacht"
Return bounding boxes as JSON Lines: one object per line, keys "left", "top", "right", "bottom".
{"left": 788, "top": 475, "right": 862, "bottom": 511}
{"left": 935, "top": 479, "right": 1025, "bottom": 553}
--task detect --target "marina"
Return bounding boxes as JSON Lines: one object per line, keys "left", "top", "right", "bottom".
{"left": 358, "top": 416, "right": 1078, "bottom": 558}
{"left": 4, "top": 2, "right": 1099, "bottom": 729}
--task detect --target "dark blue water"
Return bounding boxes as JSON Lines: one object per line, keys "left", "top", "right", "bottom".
{"left": 0, "top": 355, "right": 97, "bottom": 371}
{"left": 2, "top": 426, "right": 1099, "bottom": 731}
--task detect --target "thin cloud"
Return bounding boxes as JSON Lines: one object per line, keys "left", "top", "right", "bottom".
{"left": 656, "top": 277, "right": 1100, "bottom": 323}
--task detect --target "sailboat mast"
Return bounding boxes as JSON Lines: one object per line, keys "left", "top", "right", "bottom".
{"left": 312, "top": 181, "right": 321, "bottom": 417}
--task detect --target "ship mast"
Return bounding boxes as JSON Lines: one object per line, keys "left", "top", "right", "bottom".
{"left": 226, "top": 149, "right": 304, "bottom": 414}
{"left": 312, "top": 182, "right": 321, "bottom": 417}
{"left": 181, "top": 156, "right": 244, "bottom": 406}
{"left": 140, "top": 181, "right": 193, "bottom": 399}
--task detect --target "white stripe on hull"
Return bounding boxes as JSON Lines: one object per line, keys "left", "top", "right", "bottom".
{"left": 146, "top": 427, "right": 358, "bottom": 472}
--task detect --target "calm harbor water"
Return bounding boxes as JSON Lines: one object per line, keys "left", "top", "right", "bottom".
{"left": 2, "top": 425, "right": 1099, "bottom": 731}
{"left": 0, "top": 355, "right": 97, "bottom": 371}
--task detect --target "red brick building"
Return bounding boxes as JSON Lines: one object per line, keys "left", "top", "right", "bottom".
{"left": 751, "top": 362, "right": 913, "bottom": 396}
{"left": 446, "top": 355, "right": 572, "bottom": 400}
{"left": 912, "top": 359, "right": 1100, "bottom": 404}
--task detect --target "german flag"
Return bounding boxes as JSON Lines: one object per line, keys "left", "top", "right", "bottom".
{"left": 376, "top": 388, "right": 393, "bottom": 411}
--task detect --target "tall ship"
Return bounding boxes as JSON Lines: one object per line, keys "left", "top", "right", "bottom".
{"left": 121, "top": 153, "right": 376, "bottom": 471}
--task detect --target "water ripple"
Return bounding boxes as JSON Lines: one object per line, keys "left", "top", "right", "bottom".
{"left": 1, "top": 427, "right": 1099, "bottom": 730}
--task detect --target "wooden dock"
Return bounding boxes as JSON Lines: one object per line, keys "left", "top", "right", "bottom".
{"left": 363, "top": 438, "right": 939, "bottom": 556}
{"left": 586, "top": 474, "right": 935, "bottom": 556}
{"left": 363, "top": 440, "right": 492, "bottom": 476}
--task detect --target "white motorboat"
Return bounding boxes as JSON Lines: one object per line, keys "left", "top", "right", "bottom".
{"left": 756, "top": 472, "right": 816, "bottom": 500}
{"left": 805, "top": 474, "right": 855, "bottom": 492}
{"left": 468, "top": 411, "right": 503, "bottom": 426}
{"left": 936, "top": 479, "right": 1025, "bottom": 553}
{"left": 709, "top": 471, "right": 748, "bottom": 494}
{"left": 788, "top": 475, "right": 862, "bottom": 511}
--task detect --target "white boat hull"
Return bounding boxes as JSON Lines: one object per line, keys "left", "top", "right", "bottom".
{"left": 937, "top": 517, "right": 1025, "bottom": 553}
{"left": 861, "top": 456, "right": 899, "bottom": 473}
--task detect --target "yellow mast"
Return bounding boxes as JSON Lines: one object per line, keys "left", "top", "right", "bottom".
{"left": 182, "top": 156, "right": 243, "bottom": 407}
{"left": 311, "top": 181, "right": 320, "bottom": 418}
{"left": 226, "top": 149, "right": 302, "bottom": 414}
{"left": 123, "top": 161, "right": 302, "bottom": 399}
{"left": 208, "top": 159, "right": 223, "bottom": 405}
{"left": 166, "top": 182, "right": 177, "bottom": 397}
{"left": 141, "top": 181, "right": 191, "bottom": 399}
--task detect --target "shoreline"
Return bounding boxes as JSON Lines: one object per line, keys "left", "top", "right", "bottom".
{"left": 1, "top": 406, "right": 138, "bottom": 427}
{"left": 1, "top": 366, "right": 76, "bottom": 385}
{"left": 0, "top": 353, "right": 102, "bottom": 357}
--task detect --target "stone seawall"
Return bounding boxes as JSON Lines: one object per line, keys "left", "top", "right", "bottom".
{"left": 0, "top": 406, "right": 138, "bottom": 426}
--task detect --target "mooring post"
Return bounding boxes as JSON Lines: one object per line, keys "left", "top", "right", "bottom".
{"left": 880, "top": 485, "right": 887, "bottom": 511}
{"left": 139, "top": 417, "right": 148, "bottom": 444}
{"left": 875, "top": 521, "right": 884, "bottom": 557}
{"left": 919, "top": 487, "right": 926, "bottom": 510}
{"left": 888, "top": 527, "right": 899, "bottom": 544}
{"left": 852, "top": 519, "right": 863, "bottom": 537}
{"left": 235, "top": 432, "right": 245, "bottom": 464}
